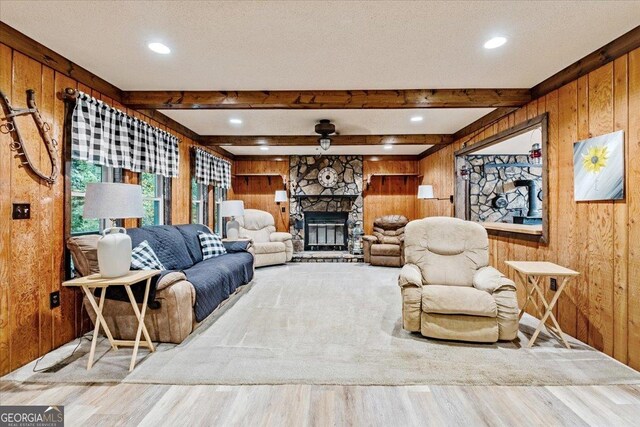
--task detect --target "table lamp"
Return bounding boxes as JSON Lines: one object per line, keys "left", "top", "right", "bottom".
{"left": 220, "top": 200, "right": 244, "bottom": 239}
{"left": 83, "top": 183, "right": 144, "bottom": 278}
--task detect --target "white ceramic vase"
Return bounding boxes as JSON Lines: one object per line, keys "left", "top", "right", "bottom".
{"left": 98, "top": 227, "right": 132, "bottom": 278}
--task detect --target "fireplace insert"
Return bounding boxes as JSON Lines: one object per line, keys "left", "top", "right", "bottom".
{"left": 304, "top": 212, "right": 348, "bottom": 251}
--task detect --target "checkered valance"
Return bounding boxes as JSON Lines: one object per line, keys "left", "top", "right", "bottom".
{"left": 194, "top": 148, "right": 231, "bottom": 189}
{"left": 71, "top": 91, "right": 179, "bottom": 177}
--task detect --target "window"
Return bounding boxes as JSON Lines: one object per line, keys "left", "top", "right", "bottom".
{"left": 214, "top": 187, "right": 227, "bottom": 235}
{"left": 141, "top": 173, "right": 164, "bottom": 226}
{"left": 191, "top": 179, "right": 208, "bottom": 225}
{"left": 71, "top": 159, "right": 117, "bottom": 235}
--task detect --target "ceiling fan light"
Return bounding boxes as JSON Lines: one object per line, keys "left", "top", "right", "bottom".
{"left": 319, "top": 137, "right": 331, "bottom": 151}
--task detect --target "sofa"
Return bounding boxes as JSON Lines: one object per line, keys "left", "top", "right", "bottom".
{"left": 399, "top": 217, "right": 519, "bottom": 343}
{"left": 237, "top": 209, "right": 293, "bottom": 267}
{"left": 67, "top": 224, "right": 255, "bottom": 344}
{"left": 362, "top": 215, "right": 408, "bottom": 267}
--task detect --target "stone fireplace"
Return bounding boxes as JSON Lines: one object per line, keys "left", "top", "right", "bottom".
{"left": 289, "top": 155, "right": 363, "bottom": 252}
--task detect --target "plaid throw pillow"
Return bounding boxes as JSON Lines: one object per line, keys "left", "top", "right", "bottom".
{"left": 198, "top": 231, "right": 227, "bottom": 260}
{"left": 131, "top": 240, "right": 165, "bottom": 270}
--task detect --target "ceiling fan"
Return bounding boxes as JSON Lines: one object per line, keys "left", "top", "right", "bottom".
{"left": 314, "top": 119, "right": 336, "bottom": 150}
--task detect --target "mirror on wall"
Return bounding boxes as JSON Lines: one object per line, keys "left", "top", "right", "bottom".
{"left": 454, "top": 114, "right": 548, "bottom": 242}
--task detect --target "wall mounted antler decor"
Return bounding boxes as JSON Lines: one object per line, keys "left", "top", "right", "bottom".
{"left": 0, "top": 89, "right": 58, "bottom": 185}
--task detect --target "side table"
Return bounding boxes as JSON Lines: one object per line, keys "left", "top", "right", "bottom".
{"left": 505, "top": 261, "right": 579, "bottom": 348}
{"left": 63, "top": 270, "right": 160, "bottom": 371}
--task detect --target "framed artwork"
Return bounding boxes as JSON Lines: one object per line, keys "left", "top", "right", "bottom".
{"left": 573, "top": 130, "right": 624, "bottom": 201}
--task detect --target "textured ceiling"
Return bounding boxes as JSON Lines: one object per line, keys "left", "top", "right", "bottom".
{"left": 2, "top": 1, "right": 638, "bottom": 90}
{"left": 160, "top": 108, "right": 494, "bottom": 135}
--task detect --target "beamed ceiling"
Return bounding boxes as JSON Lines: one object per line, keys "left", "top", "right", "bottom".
{"left": 2, "top": 1, "right": 639, "bottom": 156}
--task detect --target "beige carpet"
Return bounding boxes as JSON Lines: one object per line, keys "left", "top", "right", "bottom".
{"left": 4, "top": 263, "right": 640, "bottom": 386}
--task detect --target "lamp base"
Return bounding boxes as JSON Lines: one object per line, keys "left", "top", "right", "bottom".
{"left": 226, "top": 218, "right": 240, "bottom": 240}
{"left": 98, "top": 227, "right": 132, "bottom": 278}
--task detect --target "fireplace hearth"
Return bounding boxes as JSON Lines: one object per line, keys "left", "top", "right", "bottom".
{"left": 304, "top": 212, "right": 348, "bottom": 251}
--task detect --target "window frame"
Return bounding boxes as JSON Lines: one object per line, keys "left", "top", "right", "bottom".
{"left": 141, "top": 172, "right": 166, "bottom": 226}
{"left": 70, "top": 161, "right": 119, "bottom": 236}
{"left": 214, "top": 186, "right": 227, "bottom": 235}
{"left": 191, "top": 178, "right": 208, "bottom": 225}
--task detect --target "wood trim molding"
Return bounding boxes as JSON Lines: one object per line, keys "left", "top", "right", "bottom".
{"left": 531, "top": 25, "right": 640, "bottom": 99}
{"left": 0, "top": 22, "right": 123, "bottom": 102}
{"left": 121, "top": 89, "right": 531, "bottom": 110}
{"left": 200, "top": 134, "right": 452, "bottom": 147}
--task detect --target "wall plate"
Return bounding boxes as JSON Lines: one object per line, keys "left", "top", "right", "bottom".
{"left": 12, "top": 203, "right": 31, "bottom": 220}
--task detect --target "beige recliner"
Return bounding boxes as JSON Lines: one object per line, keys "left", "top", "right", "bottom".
{"left": 399, "top": 217, "right": 519, "bottom": 343}
{"left": 238, "top": 209, "right": 293, "bottom": 267}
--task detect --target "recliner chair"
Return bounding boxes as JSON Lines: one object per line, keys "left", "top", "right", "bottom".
{"left": 238, "top": 209, "right": 293, "bottom": 267}
{"left": 363, "top": 215, "right": 408, "bottom": 267}
{"left": 399, "top": 216, "right": 519, "bottom": 343}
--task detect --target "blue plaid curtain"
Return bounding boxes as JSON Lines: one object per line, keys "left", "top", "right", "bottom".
{"left": 71, "top": 91, "right": 179, "bottom": 178}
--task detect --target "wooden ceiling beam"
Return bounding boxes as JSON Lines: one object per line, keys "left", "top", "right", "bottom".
{"left": 121, "top": 89, "right": 531, "bottom": 110}
{"left": 199, "top": 134, "right": 452, "bottom": 147}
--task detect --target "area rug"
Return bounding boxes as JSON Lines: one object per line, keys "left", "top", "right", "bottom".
{"left": 4, "top": 263, "right": 640, "bottom": 386}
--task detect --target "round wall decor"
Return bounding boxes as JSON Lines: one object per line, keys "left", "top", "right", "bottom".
{"left": 318, "top": 167, "right": 339, "bottom": 188}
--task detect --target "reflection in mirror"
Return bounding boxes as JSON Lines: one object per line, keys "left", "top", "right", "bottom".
{"left": 454, "top": 114, "right": 548, "bottom": 242}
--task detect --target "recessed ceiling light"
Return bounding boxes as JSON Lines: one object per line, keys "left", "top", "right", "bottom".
{"left": 148, "top": 42, "right": 171, "bottom": 54}
{"left": 229, "top": 118, "right": 243, "bottom": 125}
{"left": 384, "top": 144, "right": 393, "bottom": 150}
{"left": 484, "top": 36, "right": 507, "bottom": 49}
{"left": 410, "top": 116, "right": 423, "bottom": 122}
{"left": 259, "top": 146, "right": 269, "bottom": 151}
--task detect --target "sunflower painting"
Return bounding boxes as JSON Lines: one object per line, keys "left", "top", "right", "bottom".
{"left": 573, "top": 130, "right": 624, "bottom": 201}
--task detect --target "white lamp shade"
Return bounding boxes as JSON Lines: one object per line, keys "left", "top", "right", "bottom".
{"left": 83, "top": 183, "right": 144, "bottom": 219}
{"left": 417, "top": 185, "right": 435, "bottom": 199}
{"left": 220, "top": 200, "right": 245, "bottom": 217}
{"left": 274, "top": 190, "right": 288, "bottom": 203}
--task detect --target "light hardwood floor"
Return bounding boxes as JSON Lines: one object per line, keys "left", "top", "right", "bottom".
{"left": 2, "top": 382, "right": 640, "bottom": 426}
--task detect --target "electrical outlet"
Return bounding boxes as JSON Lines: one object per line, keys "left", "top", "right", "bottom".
{"left": 12, "top": 203, "right": 31, "bottom": 219}
{"left": 50, "top": 291, "right": 60, "bottom": 309}
{"left": 550, "top": 278, "right": 558, "bottom": 291}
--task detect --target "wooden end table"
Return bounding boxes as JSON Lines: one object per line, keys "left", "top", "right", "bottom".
{"left": 63, "top": 270, "right": 160, "bottom": 371}
{"left": 505, "top": 261, "right": 579, "bottom": 349}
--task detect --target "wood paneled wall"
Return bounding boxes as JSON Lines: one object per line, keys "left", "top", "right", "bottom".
{"left": 418, "top": 48, "right": 640, "bottom": 370}
{"left": 363, "top": 158, "right": 419, "bottom": 234}
{"left": 0, "top": 43, "right": 225, "bottom": 375}
{"left": 229, "top": 159, "right": 289, "bottom": 232}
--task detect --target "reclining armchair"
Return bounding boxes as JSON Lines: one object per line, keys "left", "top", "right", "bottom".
{"left": 363, "top": 215, "right": 408, "bottom": 267}
{"left": 399, "top": 217, "right": 519, "bottom": 343}
{"left": 238, "top": 209, "right": 293, "bottom": 267}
